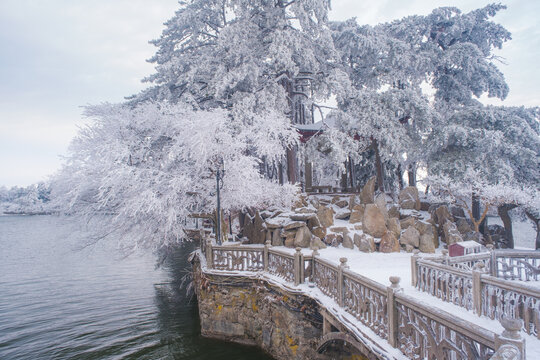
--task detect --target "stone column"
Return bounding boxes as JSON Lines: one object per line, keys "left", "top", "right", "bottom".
{"left": 411, "top": 249, "right": 420, "bottom": 287}
{"left": 493, "top": 317, "right": 526, "bottom": 360}
{"left": 387, "top": 276, "right": 402, "bottom": 348}
{"left": 472, "top": 261, "right": 486, "bottom": 316}
{"left": 338, "top": 257, "right": 349, "bottom": 307}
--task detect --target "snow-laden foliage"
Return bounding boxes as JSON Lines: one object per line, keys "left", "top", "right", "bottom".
{"left": 0, "top": 182, "right": 52, "bottom": 215}
{"left": 53, "top": 102, "right": 298, "bottom": 251}
{"left": 427, "top": 105, "right": 540, "bottom": 211}
{"left": 137, "top": 0, "right": 338, "bottom": 113}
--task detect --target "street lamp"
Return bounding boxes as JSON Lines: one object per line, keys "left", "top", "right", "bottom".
{"left": 215, "top": 158, "right": 225, "bottom": 245}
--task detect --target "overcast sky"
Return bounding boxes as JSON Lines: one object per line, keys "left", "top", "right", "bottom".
{"left": 1, "top": 0, "right": 538, "bottom": 187}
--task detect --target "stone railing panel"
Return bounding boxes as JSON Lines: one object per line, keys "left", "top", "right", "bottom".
{"left": 342, "top": 269, "right": 388, "bottom": 340}
{"left": 212, "top": 245, "right": 264, "bottom": 271}
{"left": 267, "top": 249, "right": 295, "bottom": 283}
{"left": 313, "top": 257, "right": 339, "bottom": 302}
{"left": 492, "top": 251, "right": 540, "bottom": 281}
{"left": 395, "top": 293, "right": 495, "bottom": 360}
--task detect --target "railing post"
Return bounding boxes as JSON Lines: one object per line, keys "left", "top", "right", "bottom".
{"left": 338, "top": 257, "right": 348, "bottom": 307}
{"left": 411, "top": 249, "right": 420, "bottom": 287}
{"left": 387, "top": 276, "right": 402, "bottom": 348}
{"left": 294, "top": 247, "right": 302, "bottom": 286}
{"left": 206, "top": 238, "right": 213, "bottom": 269}
{"left": 490, "top": 247, "right": 498, "bottom": 277}
{"left": 492, "top": 317, "right": 526, "bottom": 360}
{"left": 263, "top": 240, "right": 270, "bottom": 272}
{"left": 311, "top": 247, "right": 319, "bottom": 282}
{"left": 441, "top": 249, "right": 449, "bottom": 265}
{"left": 472, "top": 261, "right": 485, "bottom": 316}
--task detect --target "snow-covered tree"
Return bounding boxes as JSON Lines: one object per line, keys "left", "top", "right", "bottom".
{"left": 0, "top": 182, "right": 52, "bottom": 215}
{"left": 53, "top": 102, "right": 298, "bottom": 251}
{"left": 427, "top": 105, "right": 540, "bottom": 247}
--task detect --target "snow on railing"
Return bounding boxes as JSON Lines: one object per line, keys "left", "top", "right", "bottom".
{"left": 412, "top": 249, "right": 540, "bottom": 340}
{"left": 201, "top": 240, "right": 527, "bottom": 359}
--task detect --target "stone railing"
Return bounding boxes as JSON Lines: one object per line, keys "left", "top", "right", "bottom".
{"left": 412, "top": 250, "right": 540, "bottom": 340}
{"left": 203, "top": 240, "right": 526, "bottom": 359}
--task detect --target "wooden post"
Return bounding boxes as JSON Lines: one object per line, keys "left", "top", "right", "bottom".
{"left": 264, "top": 240, "right": 270, "bottom": 272}
{"left": 493, "top": 317, "right": 526, "bottom": 360}
{"left": 387, "top": 276, "right": 402, "bottom": 348}
{"left": 294, "top": 247, "right": 302, "bottom": 286}
{"left": 206, "top": 239, "right": 213, "bottom": 269}
{"left": 472, "top": 261, "right": 485, "bottom": 316}
{"left": 338, "top": 257, "right": 348, "bottom": 307}
{"left": 411, "top": 249, "right": 420, "bottom": 287}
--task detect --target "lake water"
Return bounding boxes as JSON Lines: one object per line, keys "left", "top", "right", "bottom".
{"left": 0, "top": 216, "right": 272, "bottom": 360}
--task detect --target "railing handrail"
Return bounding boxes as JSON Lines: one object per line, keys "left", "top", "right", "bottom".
{"left": 481, "top": 273, "right": 540, "bottom": 298}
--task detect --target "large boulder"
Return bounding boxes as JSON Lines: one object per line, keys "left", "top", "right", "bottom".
{"left": 342, "top": 233, "right": 354, "bottom": 249}
{"left": 348, "top": 195, "right": 358, "bottom": 211}
{"left": 325, "top": 233, "right": 343, "bottom": 247}
{"left": 387, "top": 218, "right": 401, "bottom": 239}
{"left": 310, "top": 236, "right": 327, "bottom": 250}
{"left": 307, "top": 216, "right": 321, "bottom": 230}
{"left": 388, "top": 205, "right": 400, "bottom": 219}
{"left": 294, "top": 226, "right": 312, "bottom": 248}
{"left": 399, "top": 186, "right": 420, "bottom": 210}
{"left": 284, "top": 231, "right": 296, "bottom": 248}
{"left": 349, "top": 204, "right": 365, "bottom": 224}
{"left": 354, "top": 233, "right": 375, "bottom": 253}
{"left": 419, "top": 233, "right": 436, "bottom": 253}
{"left": 415, "top": 220, "right": 434, "bottom": 236}
{"left": 311, "top": 226, "right": 326, "bottom": 239}
{"left": 317, "top": 206, "right": 335, "bottom": 228}
{"left": 443, "top": 220, "right": 463, "bottom": 245}
{"left": 434, "top": 205, "right": 454, "bottom": 230}
{"left": 456, "top": 218, "right": 473, "bottom": 234}
{"left": 335, "top": 211, "right": 351, "bottom": 220}
{"left": 362, "top": 204, "right": 388, "bottom": 238}
{"left": 360, "top": 176, "right": 376, "bottom": 204}
{"left": 379, "top": 231, "right": 400, "bottom": 253}
{"left": 271, "top": 229, "right": 282, "bottom": 246}
{"left": 375, "top": 193, "right": 389, "bottom": 221}
{"left": 334, "top": 200, "right": 349, "bottom": 208}
{"left": 400, "top": 216, "right": 416, "bottom": 230}
{"left": 400, "top": 226, "right": 420, "bottom": 248}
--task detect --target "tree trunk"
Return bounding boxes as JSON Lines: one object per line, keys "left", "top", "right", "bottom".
{"left": 397, "top": 164, "right": 404, "bottom": 190}
{"left": 286, "top": 147, "right": 297, "bottom": 184}
{"left": 525, "top": 211, "right": 540, "bottom": 250}
{"left": 472, "top": 193, "right": 486, "bottom": 234}
{"left": 497, "top": 204, "right": 517, "bottom": 249}
{"left": 373, "top": 139, "right": 384, "bottom": 192}
{"left": 408, "top": 163, "right": 416, "bottom": 187}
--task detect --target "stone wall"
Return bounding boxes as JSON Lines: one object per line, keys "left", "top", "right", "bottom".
{"left": 191, "top": 257, "right": 371, "bottom": 360}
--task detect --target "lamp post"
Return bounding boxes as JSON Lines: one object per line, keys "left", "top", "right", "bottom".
{"left": 215, "top": 159, "right": 225, "bottom": 245}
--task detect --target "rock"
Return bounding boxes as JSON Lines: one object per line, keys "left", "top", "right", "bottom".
{"left": 463, "top": 231, "right": 483, "bottom": 243}
{"left": 450, "top": 206, "right": 466, "bottom": 219}
{"left": 271, "top": 229, "right": 282, "bottom": 246}
{"left": 294, "top": 226, "right": 312, "bottom": 248}
{"left": 388, "top": 206, "right": 400, "bottom": 219}
{"left": 375, "top": 193, "right": 388, "bottom": 221}
{"left": 284, "top": 221, "right": 306, "bottom": 230}
{"left": 400, "top": 216, "right": 415, "bottom": 230}
{"left": 420, "top": 201, "right": 431, "bottom": 211}
{"left": 387, "top": 218, "right": 401, "bottom": 239}
{"left": 379, "top": 231, "right": 400, "bottom": 253}
{"left": 307, "top": 216, "right": 321, "bottom": 230}
{"left": 349, "top": 204, "right": 365, "bottom": 224}
{"left": 331, "top": 196, "right": 341, "bottom": 204}
{"left": 414, "top": 220, "right": 432, "bottom": 235}
{"left": 405, "top": 244, "right": 415, "bottom": 253}
{"left": 399, "top": 186, "right": 420, "bottom": 210}
{"left": 360, "top": 176, "right": 376, "bottom": 204}
{"left": 310, "top": 236, "right": 326, "bottom": 250}
{"left": 284, "top": 232, "right": 296, "bottom": 247}
{"left": 335, "top": 211, "right": 351, "bottom": 220}
{"left": 443, "top": 220, "right": 462, "bottom": 245}
{"left": 348, "top": 195, "right": 358, "bottom": 211}
{"left": 290, "top": 213, "right": 316, "bottom": 221}
{"left": 435, "top": 205, "right": 454, "bottom": 230}
{"left": 309, "top": 197, "right": 320, "bottom": 209}
{"left": 317, "top": 206, "right": 334, "bottom": 228}
{"left": 419, "top": 233, "right": 436, "bottom": 253}
{"left": 329, "top": 226, "right": 349, "bottom": 235}
{"left": 292, "top": 195, "right": 308, "bottom": 209}
{"left": 342, "top": 233, "right": 354, "bottom": 249}
{"left": 311, "top": 226, "right": 326, "bottom": 240}
{"left": 325, "top": 233, "right": 343, "bottom": 247}
{"left": 456, "top": 218, "right": 473, "bottom": 234}
{"left": 400, "top": 227, "right": 420, "bottom": 248}
{"left": 353, "top": 224, "right": 363, "bottom": 230}
{"left": 363, "top": 204, "right": 387, "bottom": 238}
{"left": 354, "top": 233, "right": 375, "bottom": 253}
{"left": 335, "top": 200, "right": 349, "bottom": 208}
